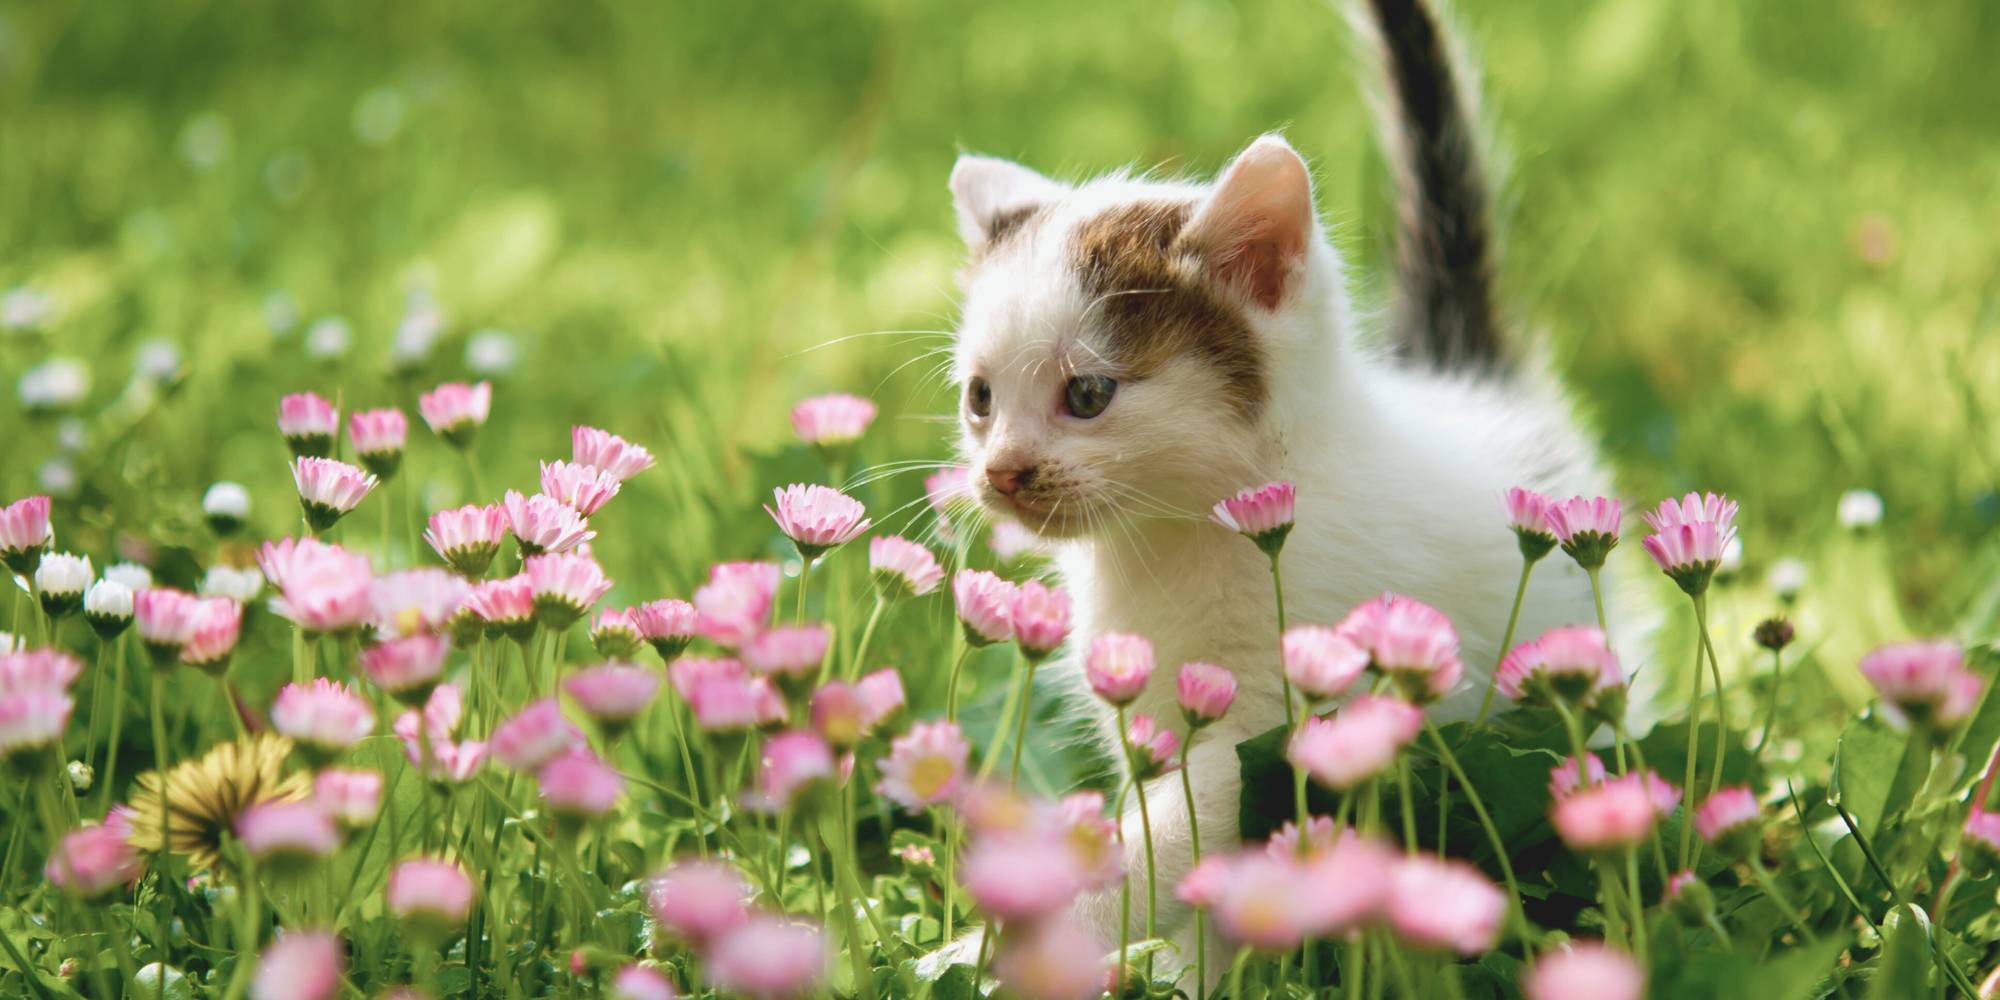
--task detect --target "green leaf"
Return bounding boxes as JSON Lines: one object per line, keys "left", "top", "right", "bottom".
{"left": 1829, "top": 715, "right": 1907, "bottom": 832}
{"left": 1868, "top": 905, "right": 1933, "bottom": 1000}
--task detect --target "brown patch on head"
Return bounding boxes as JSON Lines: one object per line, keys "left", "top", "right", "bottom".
{"left": 961, "top": 204, "right": 1047, "bottom": 274}
{"left": 1069, "top": 201, "right": 1266, "bottom": 418}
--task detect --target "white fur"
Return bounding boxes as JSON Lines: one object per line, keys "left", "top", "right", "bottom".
{"left": 946, "top": 138, "right": 1636, "bottom": 972}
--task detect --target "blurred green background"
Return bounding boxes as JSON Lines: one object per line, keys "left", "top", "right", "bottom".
{"left": 3, "top": 0, "right": 1998, "bottom": 745}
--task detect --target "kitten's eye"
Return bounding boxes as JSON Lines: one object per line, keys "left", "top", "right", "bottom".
{"left": 1064, "top": 375, "right": 1117, "bottom": 419}
{"left": 966, "top": 376, "right": 993, "bottom": 418}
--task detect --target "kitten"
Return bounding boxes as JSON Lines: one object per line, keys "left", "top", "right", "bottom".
{"left": 945, "top": 0, "right": 1630, "bottom": 969}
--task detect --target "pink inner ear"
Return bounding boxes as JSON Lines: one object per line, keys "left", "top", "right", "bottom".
{"left": 1183, "top": 139, "right": 1314, "bottom": 310}
{"left": 1213, "top": 220, "right": 1306, "bottom": 310}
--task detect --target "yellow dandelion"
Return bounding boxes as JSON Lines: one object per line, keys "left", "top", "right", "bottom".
{"left": 126, "top": 732, "right": 311, "bottom": 873}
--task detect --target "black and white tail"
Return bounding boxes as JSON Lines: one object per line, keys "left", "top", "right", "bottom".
{"left": 1348, "top": 0, "right": 1505, "bottom": 372}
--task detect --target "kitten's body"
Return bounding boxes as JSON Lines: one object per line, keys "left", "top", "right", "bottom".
{"left": 942, "top": 0, "right": 1633, "bottom": 968}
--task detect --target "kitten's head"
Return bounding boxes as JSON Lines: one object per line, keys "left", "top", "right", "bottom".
{"left": 947, "top": 136, "right": 1329, "bottom": 539}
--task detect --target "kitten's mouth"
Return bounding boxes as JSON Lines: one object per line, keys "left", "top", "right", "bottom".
{"left": 984, "top": 490, "right": 1093, "bottom": 539}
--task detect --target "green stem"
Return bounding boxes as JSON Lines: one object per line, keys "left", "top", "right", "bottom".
{"left": 1677, "top": 608, "right": 1706, "bottom": 870}
{"left": 1180, "top": 745, "right": 1207, "bottom": 1000}
{"left": 219, "top": 859, "right": 262, "bottom": 1000}
{"left": 819, "top": 818, "right": 877, "bottom": 1000}
{"left": 1007, "top": 655, "right": 1041, "bottom": 789}
{"left": 1396, "top": 758, "right": 1419, "bottom": 853}
{"left": 1227, "top": 948, "right": 1252, "bottom": 1000}
{"left": 1423, "top": 722, "right": 1525, "bottom": 943}
{"left": 1128, "top": 724, "right": 1159, "bottom": 951}
{"left": 795, "top": 554, "right": 815, "bottom": 626}
{"left": 1585, "top": 565, "right": 1609, "bottom": 637}
{"left": 943, "top": 645, "right": 973, "bottom": 724}
{"left": 96, "top": 634, "right": 131, "bottom": 816}
{"left": 1474, "top": 558, "right": 1536, "bottom": 727}
{"left": 1748, "top": 857, "right": 1816, "bottom": 941}
{"left": 1270, "top": 555, "right": 1293, "bottom": 729}
{"left": 844, "top": 593, "right": 888, "bottom": 683}
{"left": 0, "top": 914, "right": 55, "bottom": 1000}
{"left": 1755, "top": 646, "right": 1783, "bottom": 752}
{"left": 978, "top": 652, "right": 1026, "bottom": 780}
{"left": 1626, "top": 846, "right": 1648, "bottom": 965}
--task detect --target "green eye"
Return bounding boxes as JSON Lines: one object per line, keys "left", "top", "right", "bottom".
{"left": 967, "top": 377, "right": 993, "bottom": 418}
{"left": 1064, "top": 375, "right": 1117, "bottom": 419}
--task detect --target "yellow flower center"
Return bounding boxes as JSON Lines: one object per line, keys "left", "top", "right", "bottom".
{"left": 908, "top": 755, "right": 955, "bottom": 800}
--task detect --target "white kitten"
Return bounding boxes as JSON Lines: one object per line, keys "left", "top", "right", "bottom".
{"left": 943, "top": 0, "right": 1639, "bottom": 973}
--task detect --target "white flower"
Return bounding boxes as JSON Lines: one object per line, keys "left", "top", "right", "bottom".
{"left": 1838, "top": 489, "right": 1883, "bottom": 530}
{"left": 134, "top": 339, "right": 182, "bottom": 383}
{"left": 103, "top": 563, "right": 154, "bottom": 592}
{"left": 2, "top": 286, "right": 54, "bottom": 331}
{"left": 34, "top": 553, "right": 92, "bottom": 597}
{"left": 1767, "top": 558, "right": 1807, "bottom": 601}
{"left": 18, "top": 358, "right": 89, "bottom": 411}
{"left": 203, "top": 482, "right": 252, "bottom": 521}
{"left": 0, "top": 632, "right": 20, "bottom": 653}
{"left": 85, "top": 580, "right": 134, "bottom": 620}
{"left": 305, "top": 317, "right": 352, "bottom": 359}
{"left": 263, "top": 291, "right": 299, "bottom": 335}
{"left": 201, "top": 565, "right": 265, "bottom": 603}
{"left": 179, "top": 112, "right": 230, "bottom": 170}
{"left": 38, "top": 459, "right": 78, "bottom": 497}
{"left": 55, "top": 419, "right": 87, "bottom": 453}
{"left": 466, "top": 330, "right": 519, "bottom": 375}
{"left": 391, "top": 300, "right": 443, "bottom": 368}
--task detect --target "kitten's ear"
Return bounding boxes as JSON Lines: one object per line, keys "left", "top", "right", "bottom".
{"left": 950, "top": 154, "right": 1065, "bottom": 251}
{"left": 1177, "top": 135, "right": 1315, "bottom": 310}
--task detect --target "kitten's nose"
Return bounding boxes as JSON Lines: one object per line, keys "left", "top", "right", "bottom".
{"left": 985, "top": 464, "right": 1035, "bottom": 496}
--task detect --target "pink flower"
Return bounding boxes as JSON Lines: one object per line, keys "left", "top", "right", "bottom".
{"left": 869, "top": 536, "right": 943, "bottom": 598}
{"left": 1211, "top": 480, "right": 1296, "bottom": 555}
{"left": 348, "top": 408, "right": 407, "bottom": 477}
{"left": 44, "top": 821, "right": 141, "bottom": 898}
{"left": 465, "top": 575, "right": 536, "bottom": 640}
{"left": 647, "top": 859, "right": 752, "bottom": 946}
{"left": 877, "top": 721, "right": 969, "bottom": 809}
{"left": 790, "top": 393, "right": 877, "bottom": 447}
{"left": 963, "top": 832, "right": 1088, "bottom": 921}
{"left": 1546, "top": 495, "right": 1622, "bottom": 569}
{"left": 1336, "top": 593, "right": 1465, "bottom": 703}
{"left": 292, "top": 457, "right": 377, "bottom": 532}
{"left": 1210, "top": 853, "right": 1315, "bottom": 951}
{"left": 751, "top": 730, "right": 835, "bottom": 811}
{"left": 1125, "top": 713, "right": 1180, "bottom": 779}
{"left": 1177, "top": 662, "right": 1237, "bottom": 727}
{"left": 134, "top": 587, "right": 203, "bottom": 664}
{"left": 386, "top": 858, "right": 476, "bottom": 930}
{"left": 1860, "top": 640, "right": 1982, "bottom": 731}
{"left": 1011, "top": 580, "right": 1071, "bottom": 660}
{"left": 668, "top": 655, "right": 745, "bottom": 702}
{"left": 418, "top": 381, "right": 491, "bottom": 447}
{"left": 1694, "top": 785, "right": 1761, "bottom": 853}
{"left": 591, "top": 607, "right": 645, "bottom": 657}
{"left": 573, "top": 426, "right": 656, "bottom": 482}
{"left": 856, "top": 668, "right": 906, "bottom": 729}
{"left": 360, "top": 634, "right": 451, "bottom": 703}
{"left": 564, "top": 663, "right": 661, "bottom": 727}
{"left": 526, "top": 551, "right": 613, "bottom": 629}
{"left": 0, "top": 495, "right": 51, "bottom": 574}
{"left": 993, "top": 915, "right": 1107, "bottom": 1000}
{"left": 1282, "top": 625, "right": 1369, "bottom": 700}
{"left": 269, "top": 542, "right": 374, "bottom": 637}
{"left": 765, "top": 484, "right": 870, "bottom": 557}
{"left": 278, "top": 392, "right": 340, "bottom": 457}
{"left": 314, "top": 768, "right": 383, "bottom": 827}
{"left": 1548, "top": 753, "right": 1609, "bottom": 799}
{"left": 1505, "top": 486, "right": 1557, "bottom": 556}
{"left": 492, "top": 698, "right": 585, "bottom": 771}
{"left": 0, "top": 648, "right": 83, "bottom": 695}
{"left": 503, "top": 490, "right": 594, "bottom": 556}
{"left": 1386, "top": 854, "right": 1506, "bottom": 954}
{"left": 1298, "top": 832, "right": 1398, "bottom": 934}
{"left": 235, "top": 800, "right": 340, "bottom": 865}
{"left": 633, "top": 598, "right": 697, "bottom": 659}
{"left": 271, "top": 679, "right": 376, "bottom": 759}
{"left": 1523, "top": 942, "right": 1646, "bottom": 1000}
{"left": 1964, "top": 810, "right": 2000, "bottom": 877}
{"left": 706, "top": 917, "right": 827, "bottom": 1000}
{"left": 953, "top": 569, "right": 1015, "bottom": 646}
{"left": 1552, "top": 771, "right": 1674, "bottom": 852}
{"left": 1085, "top": 632, "right": 1153, "bottom": 705}
{"left": 425, "top": 504, "right": 509, "bottom": 577}
{"left": 538, "top": 748, "right": 624, "bottom": 819}
{"left": 688, "top": 674, "right": 786, "bottom": 731}
{"left": 251, "top": 930, "right": 344, "bottom": 1000}
{"left": 0, "top": 689, "right": 71, "bottom": 761}
{"left": 1177, "top": 856, "right": 1234, "bottom": 909}
{"left": 1640, "top": 491, "right": 1739, "bottom": 594}
{"left": 1287, "top": 695, "right": 1423, "bottom": 791}
{"left": 925, "top": 466, "right": 974, "bottom": 526}
{"left": 1267, "top": 815, "right": 1337, "bottom": 860}
{"left": 1495, "top": 626, "right": 1622, "bottom": 709}
{"left": 694, "top": 562, "right": 780, "bottom": 649}
{"left": 369, "top": 568, "right": 471, "bottom": 637}
{"left": 609, "top": 965, "right": 678, "bottom": 1000}
{"left": 742, "top": 624, "right": 833, "bottom": 682}
{"left": 540, "top": 460, "right": 621, "bottom": 516}
{"left": 1045, "top": 793, "right": 1123, "bottom": 889}
{"left": 811, "top": 683, "right": 867, "bottom": 747}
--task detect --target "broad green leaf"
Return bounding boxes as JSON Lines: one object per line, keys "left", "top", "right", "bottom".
{"left": 1867, "top": 905, "right": 1933, "bottom": 1000}
{"left": 1829, "top": 714, "right": 1906, "bottom": 832}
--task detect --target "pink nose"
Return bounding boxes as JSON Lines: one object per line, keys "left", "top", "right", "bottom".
{"left": 986, "top": 465, "right": 1034, "bottom": 496}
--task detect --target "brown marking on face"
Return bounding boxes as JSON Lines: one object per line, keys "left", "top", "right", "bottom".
{"left": 1069, "top": 200, "right": 1266, "bottom": 418}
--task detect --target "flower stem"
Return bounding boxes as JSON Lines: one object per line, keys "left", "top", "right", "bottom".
{"left": 1396, "top": 758, "right": 1419, "bottom": 854}
{"left": 795, "top": 554, "right": 815, "bottom": 626}
{"left": 1585, "top": 565, "right": 1610, "bottom": 637}
{"left": 1179, "top": 744, "right": 1208, "bottom": 1000}
{"left": 1755, "top": 645, "right": 1783, "bottom": 752}
{"left": 845, "top": 592, "right": 888, "bottom": 682}
{"left": 1693, "top": 594, "right": 1728, "bottom": 806}
{"left": 1269, "top": 554, "right": 1294, "bottom": 728}
{"left": 820, "top": 818, "right": 879, "bottom": 1000}
{"left": 96, "top": 634, "right": 131, "bottom": 816}
{"left": 1422, "top": 721, "right": 1525, "bottom": 942}
{"left": 943, "top": 645, "right": 973, "bottom": 724}
{"left": 1626, "top": 846, "right": 1648, "bottom": 965}
{"left": 1227, "top": 947, "right": 1252, "bottom": 1000}
{"left": 1677, "top": 608, "right": 1707, "bottom": 870}
{"left": 1007, "top": 655, "right": 1040, "bottom": 789}
{"left": 1128, "top": 721, "right": 1160, "bottom": 956}
{"left": 977, "top": 652, "right": 1025, "bottom": 781}
{"left": 1474, "top": 559, "right": 1536, "bottom": 727}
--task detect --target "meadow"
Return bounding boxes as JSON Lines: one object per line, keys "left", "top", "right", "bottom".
{"left": 3, "top": 0, "right": 2000, "bottom": 997}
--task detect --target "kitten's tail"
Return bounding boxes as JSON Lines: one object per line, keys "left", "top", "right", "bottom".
{"left": 1346, "top": 0, "right": 1505, "bottom": 372}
